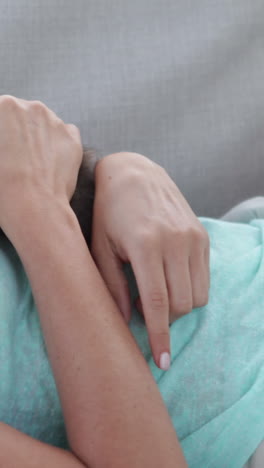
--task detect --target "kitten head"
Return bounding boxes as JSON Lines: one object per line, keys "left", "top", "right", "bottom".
{"left": 70, "top": 145, "right": 99, "bottom": 249}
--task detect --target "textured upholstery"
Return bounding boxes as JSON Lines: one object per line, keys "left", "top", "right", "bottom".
{"left": 0, "top": 2, "right": 264, "bottom": 465}
{"left": 0, "top": 1, "right": 263, "bottom": 219}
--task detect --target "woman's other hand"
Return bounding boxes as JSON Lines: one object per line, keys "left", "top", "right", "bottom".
{"left": 91, "top": 151, "right": 210, "bottom": 370}
{"left": 0, "top": 95, "right": 82, "bottom": 238}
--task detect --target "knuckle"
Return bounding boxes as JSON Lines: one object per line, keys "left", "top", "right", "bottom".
{"left": 31, "top": 100, "right": 46, "bottom": 113}
{"left": 175, "top": 226, "right": 197, "bottom": 247}
{"left": 149, "top": 290, "right": 168, "bottom": 312}
{"left": 136, "top": 229, "right": 157, "bottom": 250}
{"left": 156, "top": 163, "right": 168, "bottom": 177}
{"left": 1, "top": 95, "right": 18, "bottom": 109}
{"left": 167, "top": 226, "right": 181, "bottom": 239}
{"left": 173, "top": 297, "right": 193, "bottom": 315}
{"left": 189, "top": 226, "right": 204, "bottom": 243}
{"left": 68, "top": 123, "right": 79, "bottom": 134}
{"left": 174, "top": 227, "right": 188, "bottom": 240}
{"left": 150, "top": 329, "right": 169, "bottom": 339}
{"left": 188, "top": 226, "right": 210, "bottom": 251}
{"left": 171, "top": 229, "right": 188, "bottom": 249}
{"left": 194, "top": 292, "right": 209, "bottom": 308}
{"left": 67, "top": 124, "right": 82, "bottom": 145}
{"left": 196, "top": 222, "right": 210, "bottom": 244}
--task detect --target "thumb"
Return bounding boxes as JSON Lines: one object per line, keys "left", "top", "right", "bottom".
{"left": 92, "top": 244, "right": 132, "bottom": 323}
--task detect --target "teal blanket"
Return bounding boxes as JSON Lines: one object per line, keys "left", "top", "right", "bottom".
{"left": 1, "top": 216, "right": 264, "bottom": 467}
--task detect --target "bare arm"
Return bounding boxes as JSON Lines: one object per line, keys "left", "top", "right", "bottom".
{"left": 0, "top": 422, "right": 86, "bottom": 467}
{"left": 6, "top": 195, "right": 187, "bottom": 468}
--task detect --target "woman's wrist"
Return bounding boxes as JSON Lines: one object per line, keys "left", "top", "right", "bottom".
{"left": 3, "top": 193, "right": 76, "bottom": 252}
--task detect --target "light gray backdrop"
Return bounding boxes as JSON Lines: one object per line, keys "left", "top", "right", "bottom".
{"left": 0, "top": 0, "right": 263, "bottom": 218}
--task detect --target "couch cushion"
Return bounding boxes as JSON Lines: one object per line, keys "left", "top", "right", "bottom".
{"left": 0, "top": 0, "right": 263, "bottom": 217}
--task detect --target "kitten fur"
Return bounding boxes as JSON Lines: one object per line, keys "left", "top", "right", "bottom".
{"left": 69, "top": 145, "right": 98, "bottom": 249}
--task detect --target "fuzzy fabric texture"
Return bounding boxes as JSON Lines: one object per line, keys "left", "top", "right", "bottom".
{"left": 1, "top": 199, "right": 264, "bottom": 467}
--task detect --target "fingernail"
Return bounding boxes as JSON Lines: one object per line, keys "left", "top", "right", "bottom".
{"left": 159, "top": 352, "right": 170, "bottom": 371}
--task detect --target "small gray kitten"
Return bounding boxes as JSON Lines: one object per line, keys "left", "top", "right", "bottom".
{"left": 69, "top": 145, "right": 98, "bottom": 249}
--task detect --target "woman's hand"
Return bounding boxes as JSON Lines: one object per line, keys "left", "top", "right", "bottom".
{"left": 0, "top": 95, "right": 82, "bottom": 238}
{"left": 91, "top": 152, "right": 210, "bottom": 370}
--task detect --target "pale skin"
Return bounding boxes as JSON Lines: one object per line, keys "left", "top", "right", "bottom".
{"left": 0, "top": 94, "right": 208, "bottom": 466}
{"left": 0, "top": 97, "right": 210, "bottom": 372}
{"left": 89, "top": 151, "right": 210, "bottom": 369}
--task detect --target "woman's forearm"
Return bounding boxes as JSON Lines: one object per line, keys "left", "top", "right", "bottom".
{"left": 0, "top": 422, "right": 86, "bottom": 467}
{"left": 8, "top": 196, "right": 187, "bottom": 468}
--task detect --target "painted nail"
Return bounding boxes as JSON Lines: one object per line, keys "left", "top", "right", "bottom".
{"left": 159, "top": 352, "right": 170, "bottom": 370}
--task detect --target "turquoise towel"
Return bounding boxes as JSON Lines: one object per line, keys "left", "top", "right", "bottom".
{"left": 1, "top": 216, "right": 264, "bottom": 467}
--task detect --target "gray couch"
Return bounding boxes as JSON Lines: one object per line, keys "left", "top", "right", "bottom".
{"left": 0, "top": 1, "right": 263, "bottom": 466}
